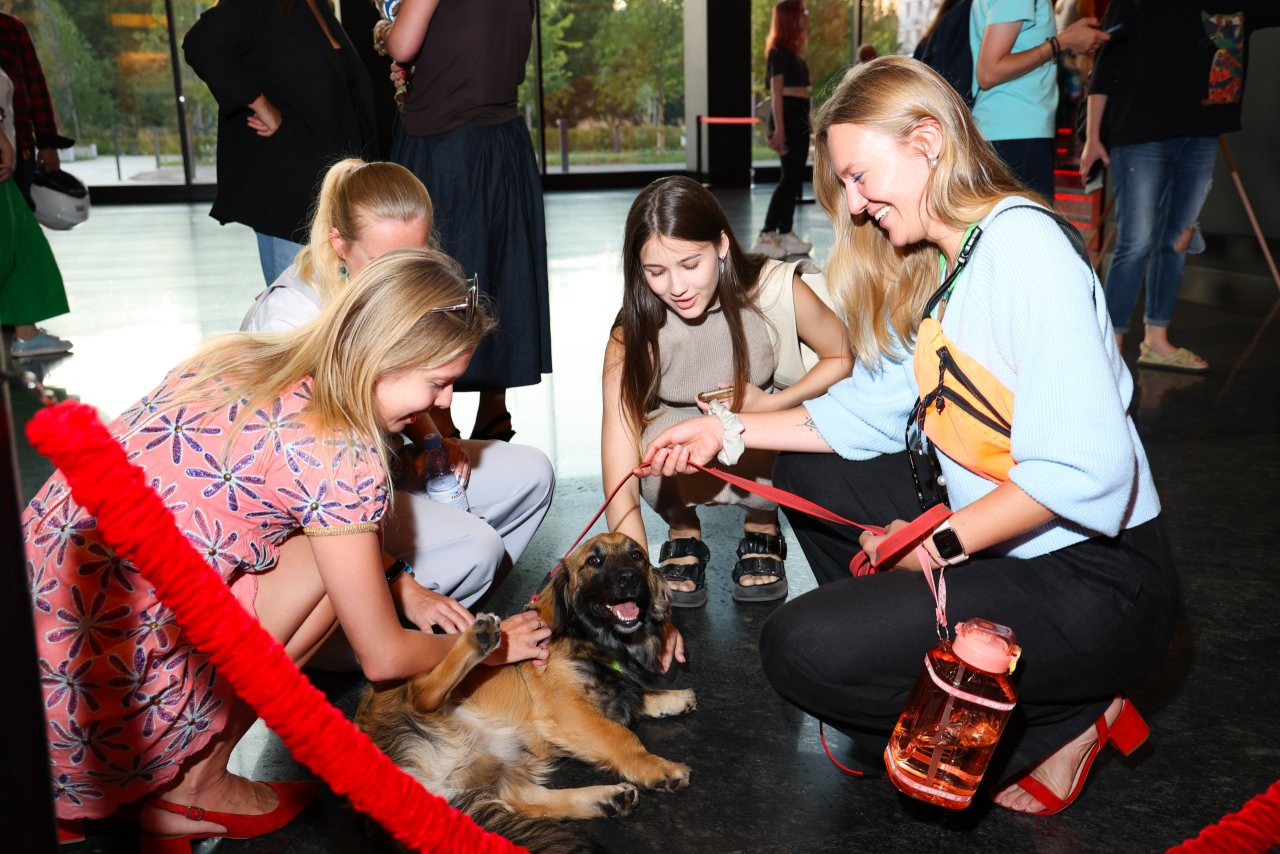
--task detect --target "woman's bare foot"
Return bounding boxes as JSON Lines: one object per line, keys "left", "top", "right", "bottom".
{"left": 992, "top": 696, "right": 1124, "bottom": 813}
{"left": 140, "top": 773, "right": 280, "bottom": 837}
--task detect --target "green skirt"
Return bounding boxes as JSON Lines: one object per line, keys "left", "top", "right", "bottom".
{"left": 0, "top": 179, "right": 68, "bottom": 325}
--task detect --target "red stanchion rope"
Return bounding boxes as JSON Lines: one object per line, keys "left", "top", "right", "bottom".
{"left": 1168, "top": 779, "right": 1280, "bottom": 853}
{"left": 26, "top": 400, "right": 526, "bottom": 854}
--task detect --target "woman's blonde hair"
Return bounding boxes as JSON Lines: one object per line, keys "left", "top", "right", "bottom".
{"left": 295, "top": 158, "right": 434, "bottom": 303}
{"left": 812, "top": 56, "right": 1027, "bottom": 365}
{"left": 179, "top": 248, "right": 492, "bottom": 485}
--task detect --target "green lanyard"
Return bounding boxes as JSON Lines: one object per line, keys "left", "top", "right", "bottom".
{"left": 928, "top": 224, "right": 980, "bottom": 320}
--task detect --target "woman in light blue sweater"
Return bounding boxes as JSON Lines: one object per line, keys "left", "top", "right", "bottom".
{"left": 642, "top": 57, "right": 1176, "bottom": 817}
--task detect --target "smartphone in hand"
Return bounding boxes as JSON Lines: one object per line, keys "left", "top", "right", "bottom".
{"left": 1085, "top": 160, "right": 1105, "bottom": 194}
{"left": 697, "top": 386, "right": 736, "bottom": 404}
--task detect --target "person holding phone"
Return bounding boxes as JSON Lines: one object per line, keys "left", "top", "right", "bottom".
{"left": 1080, "top": 0, "right": 1280, "bottom": 373}
{"left": 602, "top": 176, "right": 852, "bottom": 607}
{"left": 970, "top": 0, "right": 1109, "bottom": 200}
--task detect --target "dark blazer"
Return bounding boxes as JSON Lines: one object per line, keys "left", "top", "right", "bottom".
{"left": 184, "top": 0, "right": 376, "bottom": 242}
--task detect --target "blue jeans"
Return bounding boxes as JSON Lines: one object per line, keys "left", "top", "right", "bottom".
{"left": 255, "top": 231, "right": 304, "bottom": 285}
{"left": 1103, "top": 136, "right": 1218, "bottom": 333}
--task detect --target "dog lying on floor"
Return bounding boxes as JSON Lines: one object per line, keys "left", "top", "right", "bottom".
{"left": 355, "top": 532, "right": 695, "bottom": 854}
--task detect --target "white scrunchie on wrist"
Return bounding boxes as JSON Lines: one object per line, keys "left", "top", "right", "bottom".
{"left": 707, "top": 399, "right": 745, "bottom": 466}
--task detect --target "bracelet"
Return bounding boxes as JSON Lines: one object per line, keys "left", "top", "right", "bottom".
{"left": 1047, "top": 35, "right": 1062, "bottom": 61}
{"left": 385, "top": 559, "right": 414, "bottom": 584}
{"left": 707, "top": 399, "right": 745, "bottom": 466}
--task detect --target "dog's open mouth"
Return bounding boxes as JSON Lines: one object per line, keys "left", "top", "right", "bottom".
{"left": 597, "top": 600, "right": 644, "bottom": 631}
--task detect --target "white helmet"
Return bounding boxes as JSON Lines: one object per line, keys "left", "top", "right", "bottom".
{"left": 30, "top": 169, "right": 90, "bottom": 230}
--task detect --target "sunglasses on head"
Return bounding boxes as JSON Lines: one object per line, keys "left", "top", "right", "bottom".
{"left": 424, "top": 274, "right": 478, "bottom": 329}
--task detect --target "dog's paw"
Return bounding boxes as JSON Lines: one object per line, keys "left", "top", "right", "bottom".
{"left": 630, "top": 758, "right": 691, "bottom": 792}
{"left": 600, "top": 783, "right": 640, "bottom": 819}
{"left": 643, "top": 688, "right": 697, "bottom": 718}
{"left": 469, "top": 613, "right": 502, "bottom": 656}
{"left": 657, "top": 761, "right": 691, "bottom": 792}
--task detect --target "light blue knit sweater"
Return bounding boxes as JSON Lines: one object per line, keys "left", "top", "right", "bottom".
{"left": 805, "top": 197, "right": 1161, "bottom": 558}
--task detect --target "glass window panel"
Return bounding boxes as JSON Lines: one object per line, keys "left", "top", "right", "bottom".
{"left": 172, "top": 0, "right": 216, "bottom": 183}
{"left": 540, "top": 0, "right": 685, "bottom": 175}
{"left": 750, "top": 0, "right": 855, "bottom": 167}
{"left": 14, "top": 0, "right": 187, "bottom": 186}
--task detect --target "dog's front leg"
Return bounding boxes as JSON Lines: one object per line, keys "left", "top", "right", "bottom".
{"left": 541, "top": 699, "right": 691, "bottom": 792}
{"left": 405, "top": 613, "right": 502, "bottom": 712}
{"left": 640, "top": 689, "right": 697, "bottom": 718}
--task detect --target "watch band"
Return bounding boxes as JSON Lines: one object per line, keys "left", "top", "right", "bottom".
{"left": 385, "top": 559, "right": 414, "bottom": 584}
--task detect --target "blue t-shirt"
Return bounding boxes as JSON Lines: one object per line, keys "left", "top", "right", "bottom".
{"left": 969, "top": 0, "right": 1057, "bottom": 140}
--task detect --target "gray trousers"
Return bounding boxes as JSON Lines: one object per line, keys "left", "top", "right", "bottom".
{"left": 383, "top": 439, "right": 555, "bottom": 606}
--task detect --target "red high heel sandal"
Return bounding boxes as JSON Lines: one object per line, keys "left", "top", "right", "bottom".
{"left": 138, "top": 780, "right": 318, "bottom": 853}
{"left": 1003, "top": 697, "right": 1149, "bottom": 816}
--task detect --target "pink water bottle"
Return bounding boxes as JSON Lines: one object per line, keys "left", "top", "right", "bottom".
{"left": 885, "top": 618, "right": 1021, "bottom": 809}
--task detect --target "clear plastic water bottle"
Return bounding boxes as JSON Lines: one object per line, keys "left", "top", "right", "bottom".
{"left": 885, "top": 618, "right": 1021, "bottom": 809}
{"left": 421, "top": 433, "right": 469, "bottom": 512}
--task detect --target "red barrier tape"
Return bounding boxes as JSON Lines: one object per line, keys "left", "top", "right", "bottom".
{"left": 26, "top": 401, "right": 525, "bottom": 854}
{"left": 697, "top": 116, "right": 761, "bottom": 125}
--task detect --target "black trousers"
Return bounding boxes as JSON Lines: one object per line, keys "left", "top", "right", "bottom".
{"left": 762, "top": 98, "right": 810, "bottom": 234}
{"left": 763, "top": 451, "right": 1179, "bottom": 783}
{"left": 991, "top": 137, "right": 1056, "bottom": 203}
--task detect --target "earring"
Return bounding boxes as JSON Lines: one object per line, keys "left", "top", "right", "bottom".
{"left": 718, "top": 257, "right": 726, "bottom": 275}
{"left": 928, "top": 155, "right": 939, "bottom": 168}
{"left": 338, "top": 262, "right": 348, "bottom": 281}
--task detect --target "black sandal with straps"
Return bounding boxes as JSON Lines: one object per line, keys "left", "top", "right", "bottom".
{"left": 658, "top": 537, "right": 711, "bottom": 609}
{"left": 732, "top": 532, "right": 788, "bottom": 603}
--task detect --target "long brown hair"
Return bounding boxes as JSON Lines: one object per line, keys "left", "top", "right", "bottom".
{"left": 812, "top": 57, "right": 1025, "bottom": 366}
{"left": 614, "top": 176, "right": 768, "bottom": 432}
{"left": 765, "top": 0, "right": 807, "bottom": 57}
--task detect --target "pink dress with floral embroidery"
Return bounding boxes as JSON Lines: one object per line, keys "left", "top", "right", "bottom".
{"left": 23, "top": 372, "right": 387, "bottom": 819}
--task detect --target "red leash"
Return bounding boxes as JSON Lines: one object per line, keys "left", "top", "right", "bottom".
{"left": 551, "top": 460, "right": 955, "bottom": 779}
{"left": 551, "top": 461, "right": 951, "bottom": 578}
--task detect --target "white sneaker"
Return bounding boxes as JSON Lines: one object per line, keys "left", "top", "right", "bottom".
{"left": 752, "top": 231, "right": 786, "bottom": 260}
{"left": 779, "top": 231, "right": 813, "bottom": 255}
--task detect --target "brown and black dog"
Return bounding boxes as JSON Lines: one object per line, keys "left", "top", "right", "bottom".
{"left": 355, "top": 532, "right": 695, "bottom": 854}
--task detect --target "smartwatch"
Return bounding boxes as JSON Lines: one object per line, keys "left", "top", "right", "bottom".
{"left": 930, "top": 520, "right": 969, "bottom": 566}
{"left": 385, "top": 559, "right": 414, "bottom": 584}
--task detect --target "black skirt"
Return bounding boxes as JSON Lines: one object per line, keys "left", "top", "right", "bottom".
{"left": 392, "top": 117, "right": 552, "bottom": 391}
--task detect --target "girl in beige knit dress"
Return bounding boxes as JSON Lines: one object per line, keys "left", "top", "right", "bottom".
{"left": 602, "top": 177, "right": 852, "bottom": 607}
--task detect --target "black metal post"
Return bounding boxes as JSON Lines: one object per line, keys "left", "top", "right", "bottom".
{"left": 0, "top": 355, "right": 57, "bottom": 852}
{"left": 695, "top": 115, "right": 703, "bottom": 183}
{"left": 557, "top": 119, "right": 569, "bottom": 174}
{"left": 533, "top": 0, "right": 547, "bottom": 175}
{"left": 164, "top": 0, "right": 197, "bottom": 185}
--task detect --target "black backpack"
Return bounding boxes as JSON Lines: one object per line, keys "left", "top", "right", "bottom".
{"left": 913, "top": 0, "right": 976, "bottom": 108}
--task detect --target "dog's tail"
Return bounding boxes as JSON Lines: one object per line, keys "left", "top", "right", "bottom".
{"left": 459, "top": 794, "right": 609, "bottom": 854}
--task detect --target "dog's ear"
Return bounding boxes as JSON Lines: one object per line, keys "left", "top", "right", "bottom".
{"left": 547, "top": 568, "right": 572, "bottom": 636}
{"left": 646, "top": 550, "right": 672, "bottom": 624}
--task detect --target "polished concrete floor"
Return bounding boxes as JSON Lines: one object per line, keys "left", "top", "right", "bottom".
{"left": 7, "top": 185, "right": 1280, "bottom": 852}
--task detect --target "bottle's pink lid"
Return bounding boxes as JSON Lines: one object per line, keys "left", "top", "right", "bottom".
{"left": 952, "top": 618, "right": 1021, "bottom": 674}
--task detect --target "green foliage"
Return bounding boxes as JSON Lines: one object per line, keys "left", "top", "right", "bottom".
{"left": 16, "top": 0, "right": 116, "bottom": 141}
{"left": 520, "top": 0, "right": 580, "bottom": 119}
{"left": 862, "top": 0, "right": 901, "bottom": 59}
{"left": 594, "top": 0, "right": 684, "bottom": 128}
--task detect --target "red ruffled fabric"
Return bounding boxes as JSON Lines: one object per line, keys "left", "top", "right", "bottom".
{"left": 27, "top": 400, "right": 524, "bottom": 854}
{"left": 1170, "top": 779, "right": 1280, "bottom": 853}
